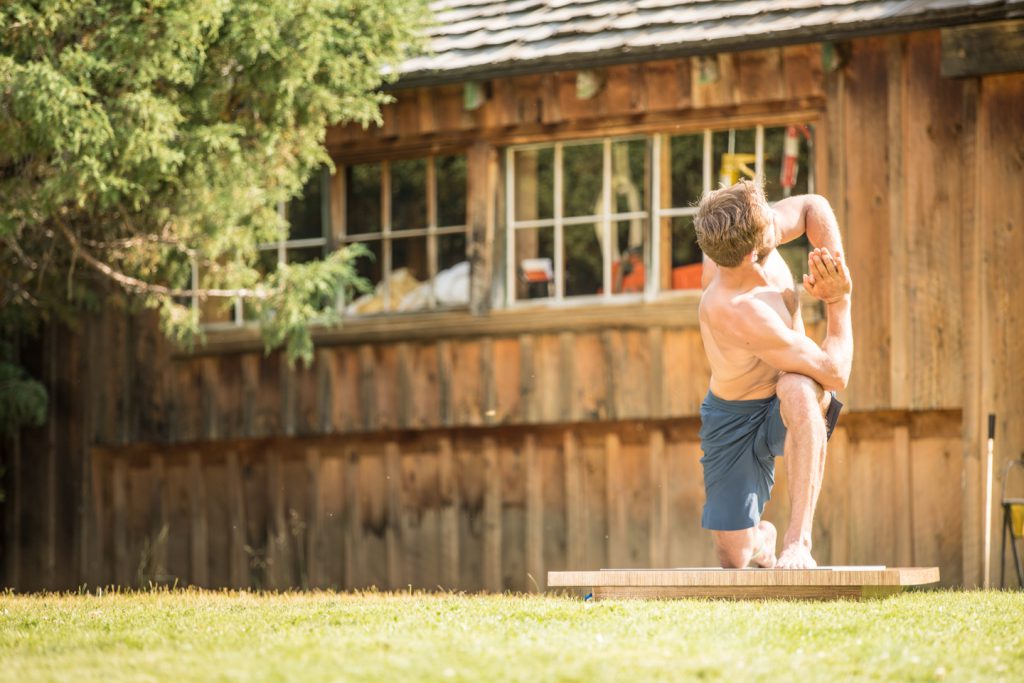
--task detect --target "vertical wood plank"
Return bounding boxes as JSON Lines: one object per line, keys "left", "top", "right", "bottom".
{"left": 558, "top": 332, "right": 578, "bottom": 423}
{"left": 112, "top": 457, "right": 127, "bottom": 586}
{"left": 226, "top": 450, "right": 248, "bottom": 588}
{"left": 203, "top": 457, "right": 230, "bottom": 589}
{"left": 396, "top": 343, "right": 413, "bottom": 429}
{"left": 437, "top": 341, "right": 453, "bottom": 427}
{"left": 959, "top": 75, "right": 983, "bottom": 589}
{"left": 305, "top": 447, "right": 322, "bottom": 589}
{"left": 343, "top": 448, "right": 361, "bottom": 589}
{"left": 893, "top": 425, "right": 914, "bottom": 567}
{"left": 318, "top": 449, "right": 346, "bottom": 589}
{"left": 524, "top": 434, "right": 544, "bottom": 591}
{"left": 648, "top": 428, "right": 669, "bottom": 567}
{"left": 606, "top": 432, "right": 627, "bottom": 568}
{"left": 149, "top": 454, "right": 168, "bottom": 585}
{"left": 266, "top": 450, "right": 285, "bottom": 590}
{"left": 648, "top": 328, "right": 664, "bottom": 419}
{"left": 482, "top": 437, "right": 503, "bottom": 592}
{"left": 385, "top": 441, "right": 402, "bottom": 590}
{"left": 480, "top": 338, "right": 497, "bottom": 425}
{"left": 492, "top": 338, "right": 521, "bottom": 424}
{"left": 519, "top": 335, "right": 537, "bottom": 423}
{"left": 438, "top": 436, "right": 460, "bottom": 590}
{"left": 887, "top": 36, "right": 909, "bottom": 409}
{"left": 499, "top": 441, "right": 526, "bottom": 592}
{"left": 564, "top": 430, "right": 585, "bottom": 569}
{"left": 468, "top": 140, "right": 498, "bottom": 315}
{"left": 188, "top": 451, "right": 209, "bottom": 587}
{"left": 358, "top": 345, "right": 377, "bottom": 430}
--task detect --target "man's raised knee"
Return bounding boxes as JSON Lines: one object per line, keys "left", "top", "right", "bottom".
{"left": 776, "top": 373, "right": 829, "bottom": 427}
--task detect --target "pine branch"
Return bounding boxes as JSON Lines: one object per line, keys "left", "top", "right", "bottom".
{"left": 56, "top": 218, "right": 271, "bottom": 301}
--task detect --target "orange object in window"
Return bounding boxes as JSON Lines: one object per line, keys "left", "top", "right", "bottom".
{"left": 672, "top": 263, "right": 703, "bottom": 290}
{"left": 611, "top": 253, "right": 646, "bottom": 293}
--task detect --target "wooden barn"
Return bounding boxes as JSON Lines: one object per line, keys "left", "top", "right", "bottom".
{"left": 3, "top": 1, "right": 1024, "bottom": 593}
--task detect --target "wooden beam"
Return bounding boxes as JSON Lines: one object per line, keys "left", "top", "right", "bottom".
{"left": 467, "top": 140, "right": 498, "bottom": 315}
{"left": 941, "top": 20, "right": 1024, "bottom": 78}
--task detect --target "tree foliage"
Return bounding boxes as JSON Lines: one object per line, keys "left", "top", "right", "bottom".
{"left": 0, "top": 0, "right": 432, "bottom": 435}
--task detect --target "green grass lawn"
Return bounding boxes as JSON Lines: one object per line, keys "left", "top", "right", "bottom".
{"left": 1, "top": 589, "right": 1022, "bottom": 682}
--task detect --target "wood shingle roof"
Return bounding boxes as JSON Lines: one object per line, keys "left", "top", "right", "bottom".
{"left": 394, "top": 0, "right": 1024, "bottom": 86}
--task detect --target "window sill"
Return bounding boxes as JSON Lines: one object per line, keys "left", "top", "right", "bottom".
{"left": 183, "top": 289, "right": 821, "bottom": 356}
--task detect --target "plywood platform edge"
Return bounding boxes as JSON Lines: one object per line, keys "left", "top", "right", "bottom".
{"left": 546, "top": 567, "right": 940, "bottom": 588}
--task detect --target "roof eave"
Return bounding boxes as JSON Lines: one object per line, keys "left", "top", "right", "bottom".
{"left": 386, "top": 5, "right": 1021, "bottom": 91}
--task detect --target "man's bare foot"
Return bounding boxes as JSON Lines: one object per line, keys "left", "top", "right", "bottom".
{"left": 750, "top": 521, "right": 777, "bottom": 568}
{"left": 777, "top": 543, "right": 817, "bottom": 569}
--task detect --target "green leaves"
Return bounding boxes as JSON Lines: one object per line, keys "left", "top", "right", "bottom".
{"left": 0, "top": 0, "right": 431, "bottom": 372}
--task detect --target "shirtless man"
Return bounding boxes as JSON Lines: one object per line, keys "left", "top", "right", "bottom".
{"left": 694, "top": 179, "right": 853, "bottom": 570}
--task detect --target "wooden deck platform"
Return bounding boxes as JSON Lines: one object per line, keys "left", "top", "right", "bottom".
{"left": 547, "top": 567, "right": 941, "bottom": 600}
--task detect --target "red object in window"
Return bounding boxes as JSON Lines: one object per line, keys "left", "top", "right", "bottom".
{"left": 672, "top": 263, "right": 703, "bottom": 290}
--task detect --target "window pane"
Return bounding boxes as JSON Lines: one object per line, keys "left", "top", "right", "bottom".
{"left": 564, "top": 224, "right": 602, "bottom": 297}
{"left": 670, "top": 134, "right": 703, "bottom": 207}
{"left": 345, "top": 240, "right": 384, "bottom": 315}
{"left": 764, "top": 124, "right": 812, "bottom": 202}
{"left": 668, "top": 216, "right": 702, "bottom": 290}
{"left": 287, "top": 173, "right": 324, "bottom": 240}
{"left": 613, "top": 219, "right": 645, "bottom": 294}
{"left": 391, "top": 158, "right": 427, "bottom": 231}
{"left": 436, "top": 233, "right": 469, "bottom": 306}
{"left": 513, "top": 148, "right": 554, "bottom": 222}
{"left": 353, "top": 240, "right": 383, "bottom": 289}
{"left": 285, "top": 246, "right": 325, "bottom": 264}
{"left": 514, "top": 227, "right": 554, "bottom": 300}
{"left": 612, "top": 139, "right": 647, "bottom": 214}
{"left": 391, "top": 235, "right": 429, "bottom": 282}
{"left": 346, "top": 163, "right": 381, "bottom": 235}
{"left": 436, "top": 155, "right": 467, "bottom": 227}
{"left": 711, "top": 128, "right": 756, "bottom": 189}
{"left": 563, "top": 143, "right": 603, "bottom": 217}
{"left": 438, "top": 232, "right": 467, "bottom": 271}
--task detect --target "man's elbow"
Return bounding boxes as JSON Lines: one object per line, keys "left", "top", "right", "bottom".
{"left": 824, "top": 362, "right": 850, "bottom": 392}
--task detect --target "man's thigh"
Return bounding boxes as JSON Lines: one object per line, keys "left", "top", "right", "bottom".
{"left": 776, "top": 373, "right": 830, "bottom": 426}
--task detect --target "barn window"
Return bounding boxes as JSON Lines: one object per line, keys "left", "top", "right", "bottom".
{"left": 341, "top": 154, "right": 469, "bottom": 314}
{"left": 655, "top": 125, "right": 814, "bottom": 292}
{"left": 505, "top": 124, "right": 814, "bottom": 305}
{"left": 506, "top": 136, "right": 650, "bottom": 302}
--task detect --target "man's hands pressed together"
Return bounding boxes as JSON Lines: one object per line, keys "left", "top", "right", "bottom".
{"left": 803, "top": 248, "right": 851, "bottom": 305}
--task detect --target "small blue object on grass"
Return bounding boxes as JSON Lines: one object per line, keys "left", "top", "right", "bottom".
{"left": 584, "top": 592, "right": 593, "bottom": 601}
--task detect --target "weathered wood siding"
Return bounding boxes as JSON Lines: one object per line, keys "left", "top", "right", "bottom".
{"left": 85, "top": 413, "right": 962, "bottom": 592}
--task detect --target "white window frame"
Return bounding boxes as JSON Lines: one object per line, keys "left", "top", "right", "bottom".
{"left": 339, "top": 154, "right": 469, "bottom": 315}
{"left": 504, "top": 124, "right": 815, "bottom": 307}
{"left": 505, "top": 135, "right": 651, "bottom": 307}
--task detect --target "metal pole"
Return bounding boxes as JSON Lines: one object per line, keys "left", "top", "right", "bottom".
{"left": 983, "top": 413, "right": 995, "bottom": 589}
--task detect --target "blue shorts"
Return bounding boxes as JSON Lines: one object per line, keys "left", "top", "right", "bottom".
{"left": 698, "top": 389, "right": 842, "bottom": 531}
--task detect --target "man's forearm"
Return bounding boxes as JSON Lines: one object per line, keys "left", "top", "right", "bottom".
{"left": 805, "top": 196, "right": 844, "bottom": 257}
{"left": 820, "top": 296, "right": 853, "bottom": 389}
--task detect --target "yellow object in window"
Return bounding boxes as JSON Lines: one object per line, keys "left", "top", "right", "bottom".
{"left": 718, "top": 153, "right": 756, "bottom": 187}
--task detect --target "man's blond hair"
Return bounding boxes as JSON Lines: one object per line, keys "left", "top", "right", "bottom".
{"left": 694, "top": 179, "right": 771, "bottom": 268}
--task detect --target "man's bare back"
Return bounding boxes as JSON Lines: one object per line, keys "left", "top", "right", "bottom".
{"left": 699, "top": 249, "right": 803, "bottom": 401}
{"left": 691, "top": 183, "right": 854, "bottom": 571}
